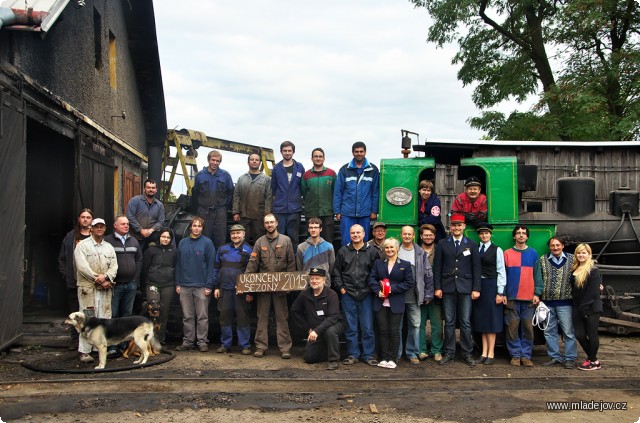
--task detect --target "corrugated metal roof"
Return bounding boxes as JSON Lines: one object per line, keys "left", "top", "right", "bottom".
{"left": 1, "top": 0, "right": 71, "bottom": 32}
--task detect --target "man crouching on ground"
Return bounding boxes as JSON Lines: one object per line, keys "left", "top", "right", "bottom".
{"left": 291, "top": 268, "right": 345, "bottom": 370}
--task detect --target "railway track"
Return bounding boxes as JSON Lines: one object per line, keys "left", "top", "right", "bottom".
{"left": 2, "top": 372, "right": 639, "bottom": 421}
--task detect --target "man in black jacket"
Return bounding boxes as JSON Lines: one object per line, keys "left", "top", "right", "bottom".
{"left": 291, "top": 268, "right": 345, "bottom": 370}
{"left": 104, "top": 215, "right": 143, "bottom": 319}
{"left": 104, "top": 214, "right": 143, "bottom": 356}
{"left": 332, "top": 224, "right": 380, "bottom": 366}
{"left": 433, "top": 213, "right": 481, "bottom": 366}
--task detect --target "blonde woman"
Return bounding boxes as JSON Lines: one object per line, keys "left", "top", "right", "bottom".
{"left": 369, "top": 238, "right": 414, "bottom": 369}
{"left": 571, "top": 244, "right": 603, "bottom": 371}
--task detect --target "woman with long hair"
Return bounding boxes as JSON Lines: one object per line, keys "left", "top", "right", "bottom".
{"left": 142, "top": 228, "right": 177, "bottom": 344}
{"left": 571, "top": 243, "right": 603, "bottom": 371}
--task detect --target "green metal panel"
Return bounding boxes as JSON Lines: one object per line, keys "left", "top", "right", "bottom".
{"left": 379, "top": 157, "right": 435, "bottom": 225}
{"left": 460, "top": 156, "right": 518, "bottom": 224}
{"left": 464, "top": 223, "right": 557, "bottom": 256}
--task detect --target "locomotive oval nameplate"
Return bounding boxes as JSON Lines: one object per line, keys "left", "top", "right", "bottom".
{"left": 386, "top": 187, "right": 412, "bottom": 206}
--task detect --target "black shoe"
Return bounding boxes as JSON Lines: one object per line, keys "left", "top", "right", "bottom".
{"left": 439, "top": 355, "right": 454, "bottom": 365}
{"left": 483, "top": 357, "right": 495, "bottom": 365}
{"left": 543, "top": 358, "right": 562, "bottom": 367}
{"left": 175, "top": 344, "right": 194, "bottom": 351}
{"left": 478, "top": 356, "right": 487, "bottom": 364}
{"left": 464, "top": 356, "right": 477, "bottom": 366}
{"left": 563, "top": 360, "right": 575, "bottom": 369}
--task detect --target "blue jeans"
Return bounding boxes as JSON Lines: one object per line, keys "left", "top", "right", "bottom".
{"left": 341, "top": 293, "right": 375, "bottom": 360}
{"left": 442, "top": 292, "right": 473, "bottom": 358}
{"left": 339, "top": 216, "right": 371, "bottom": 246}
{"left": 111, "top": 281, "right": 137, "bottom": 318}
{"left": 544, "top": 304, "right": 577, "bottom": 362}
{"left": 397, "top": 302, "right": 421, "bottom": 359}
{"left": 504, "top": 300, "right": 535, "bottom": 359}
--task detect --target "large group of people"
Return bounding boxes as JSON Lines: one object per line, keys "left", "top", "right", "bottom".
{"left": 58, "top": 143, "right": 603, "bottom": 372}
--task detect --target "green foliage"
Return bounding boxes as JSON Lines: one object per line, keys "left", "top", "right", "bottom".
{"left": 411, "top": 0, "right": 640, "bottom": 140}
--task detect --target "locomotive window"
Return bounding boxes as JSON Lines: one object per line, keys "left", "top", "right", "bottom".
{"left": 525, "top": 201, "right": 542, "bottom": 213}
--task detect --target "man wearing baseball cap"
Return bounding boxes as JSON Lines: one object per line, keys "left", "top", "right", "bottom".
{"left": 451, "top": 176, "right": 487, "bottom": 228}
{"left": 73, "top": 217, "right": 119, "bottom": 363}
{"left": 433, "top": 213, "right": 481, "bottom": 366}
{"left": 368, "top": 221, "right": 387, "bottom": 258}
{"left": 291, "top": 267, "right": 345, "bottom": 370}
{"left": 213, "top": 224, "right": 254, "bottom": 355}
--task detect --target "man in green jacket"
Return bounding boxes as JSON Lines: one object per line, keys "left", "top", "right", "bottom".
{"left": 301, "top": 148, "right": 336, "bottom": 243}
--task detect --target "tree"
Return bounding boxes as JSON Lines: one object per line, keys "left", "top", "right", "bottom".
{"left": 411, "top": 0, "right": 640, "bottom": 140}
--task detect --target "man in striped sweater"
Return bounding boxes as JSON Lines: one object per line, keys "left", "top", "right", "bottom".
{"left": 503, "top": 224, "right": 543, "bottom": 367}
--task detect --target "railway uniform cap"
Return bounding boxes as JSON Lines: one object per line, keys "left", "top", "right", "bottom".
{"left": 476, "top": 223, "right": 493, "bottom": 233}
{"left": 229, "top": 224, "right": 246, "bottom": 232}
{"left": 91, "top": 218, "right": 106, "bottom": 226}
{"left": 372, "top": 221, "right": 388, "bottom": 229}
{"left": 308, "top": 267, "right": 327, "bottom": 277}
{"left": 464, "top": 176, "right": 482, "bottom": 187}
{"left": 450, "top": 213, "right": 466, "bottom": 224}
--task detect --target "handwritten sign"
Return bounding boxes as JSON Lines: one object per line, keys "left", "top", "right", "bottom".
{"left": 236, "top": 271, "right": 309, "bottom": 293}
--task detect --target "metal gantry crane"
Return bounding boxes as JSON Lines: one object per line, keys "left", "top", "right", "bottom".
{"left": 161, "top": 128, "right": 276, "bottom": 203}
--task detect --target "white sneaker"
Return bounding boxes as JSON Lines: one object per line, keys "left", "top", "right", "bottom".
{"left": 377, "top": 360, "right": 388, "bottom": 368}
{"left": 385, "top": 360, "right": 397, "bottom": 369}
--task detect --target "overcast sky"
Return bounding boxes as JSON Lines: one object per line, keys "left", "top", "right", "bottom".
{"left": 154, "top": 1, "right": 491, "bottom": 188}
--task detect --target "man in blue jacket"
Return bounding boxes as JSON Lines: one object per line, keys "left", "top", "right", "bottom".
{"left": 190, "top": 150, "right": 234, "bottom": 249}
{"left": 333, "top": 142, "right": 380, "bottom": 245}
{"left": 271, "top": 141, "right": 305, "bottom": 250}
{"left": 213, "top": 224, "right": 253, "bottom": 355}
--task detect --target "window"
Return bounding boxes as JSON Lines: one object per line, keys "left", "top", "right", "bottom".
{"left": 93, "top": 8, "right": 102, "bottom": 70}
{"left": 109, "top": 31, "right": 116, "bottom": 89}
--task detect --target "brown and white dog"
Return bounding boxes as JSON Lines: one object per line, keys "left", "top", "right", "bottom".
{"left": 121, "top": 300, "right": 162, "bottom": 359}
{"left": 65, "top": 311, "right": 161, "bottom": 369}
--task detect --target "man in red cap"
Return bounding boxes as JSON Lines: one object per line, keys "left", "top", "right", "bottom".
{"left": 433, "top": 213, "right": 481, "bottom": 366}
{"left": 451, "top": 176, "right": 487, "bottom": 228}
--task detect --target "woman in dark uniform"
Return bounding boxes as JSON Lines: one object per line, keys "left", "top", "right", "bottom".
{"left": 472, "top": 223, "right": 506, "bottom": 365}
{"left": 369, "top": 238, "right": 414, "bottom": 369}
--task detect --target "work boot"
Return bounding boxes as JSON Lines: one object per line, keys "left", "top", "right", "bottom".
{"left": 521, "top": 357, "right": 534, "bottom": 367}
